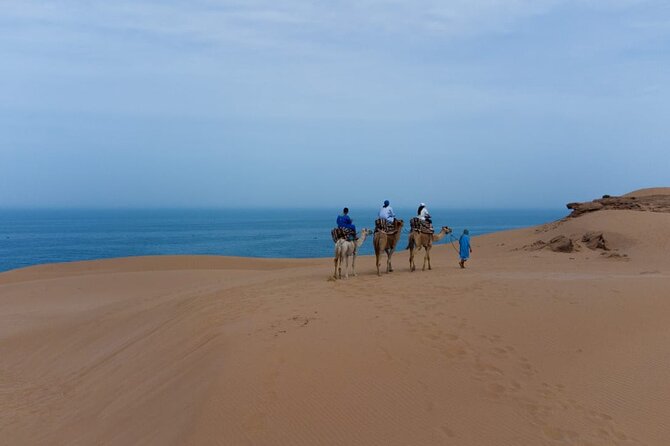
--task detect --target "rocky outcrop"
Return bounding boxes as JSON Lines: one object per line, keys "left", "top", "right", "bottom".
{"left": 519, "top": 188, "right": 669, "bottom": 257}
{"left": 567, "top": 194, "right": 670, "bottom": 217}
{"left": 524, "top": 235, "right": 574, "bottom": 253}
{"left": 525, "top": 232, "right": 610, "bottom": 254}
{"left": 548, "top": 235, "right": 574, "bottom": 253}
{"left": 581, "top": 232, "right": 609, "bottom": 251}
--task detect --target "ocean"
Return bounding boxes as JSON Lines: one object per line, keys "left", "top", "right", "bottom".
{"left": 0, "top": 208, "right": 566, "bottom": 273}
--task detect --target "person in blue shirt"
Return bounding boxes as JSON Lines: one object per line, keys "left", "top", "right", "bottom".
{"left": 337, "top": 207, "right": 356, "bottom": 233}
{"left": 459, "top": 229, "right": 472, "bottom": 268}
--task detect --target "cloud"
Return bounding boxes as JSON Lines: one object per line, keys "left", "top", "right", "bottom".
{"left": 1, "top": 0, "right": 668, "bottom": 120}
{"left": 0, "top": 0, "right": 564, "bottom": 50}
{"left": 3, "top": 0, "right": 665, "bottom": 63}
{"left": 0, "top": 0, "right": 668, "bottom": 208}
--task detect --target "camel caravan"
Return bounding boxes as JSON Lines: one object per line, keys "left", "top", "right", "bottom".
{"left": 332, "top": 201, "right": 454, "bottom": 279}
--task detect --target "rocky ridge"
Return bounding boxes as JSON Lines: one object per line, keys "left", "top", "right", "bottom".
{"left": 567, "top": 193, "right": 670, "bottom": 218}
{"left": 522, "top": 188, "right": 670, "bottom": 256}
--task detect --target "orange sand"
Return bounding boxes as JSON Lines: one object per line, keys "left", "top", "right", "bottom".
{"left": 2, "top": 193, "right": 670, "bottom": 445}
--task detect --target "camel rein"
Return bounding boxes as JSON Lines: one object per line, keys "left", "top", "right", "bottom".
{"left": 446, "top": 233, "right": 460, "bottom": 254}
{"left": 403, "top": 226, "right": 461, "bottom": 255}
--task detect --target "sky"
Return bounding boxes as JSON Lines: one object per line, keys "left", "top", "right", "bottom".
{"left": 1, "top": 0, "right": 668, "bottom": 209}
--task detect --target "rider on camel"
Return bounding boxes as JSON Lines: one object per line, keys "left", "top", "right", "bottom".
{"left": 379, "top": 200, "right": 396, "bottom": 224}
{"left": 337, "top": 207, "right": 356, "bottom": 232}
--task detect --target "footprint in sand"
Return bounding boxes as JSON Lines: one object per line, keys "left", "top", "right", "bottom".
{"left": 474, "top": 361, "right": 504, "bottom": 377}
{"left": 439, "top": 426, "right": 456, "bottom": 438}
{"left": 425, "top": 331, "right": 443, "bottom": 341}
{"left": 538, "top": 386, "right": 556, "bottom": 400}
{"left": 441, "top": 345, "right": 468, "bottom": 359}
{"left": 485, "top": 383, "right": 507, "bottom": 399}
{"left": 542, "top": 426, "right": 580, "bottom": 442}
{"left": 518, "top": 358, "right": 537, "bottom": 377}
{"left": 597, "top": 428, "right": 611, "bottom": 440}
{"left": 479, "top": 334, "right": 502, "bottom": 343}
{"left": 491, "top": 347, "right": 508, "bottom": 357}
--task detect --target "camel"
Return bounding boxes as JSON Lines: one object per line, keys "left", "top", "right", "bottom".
{"left": 333, "top": 228, "right": 372, "bottom": 279}
{"left": 373, "top": 219, "right": 404, "bottom": 276}
{"left": 407, "top": 226, "right": 452, "bottom": 272}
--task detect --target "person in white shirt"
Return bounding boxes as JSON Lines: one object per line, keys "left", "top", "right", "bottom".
{"left": 379, "top": 200, "right": 396, "bottom": 224}
{"left": 417, "top": 202, "right": 431, "bottom": 223}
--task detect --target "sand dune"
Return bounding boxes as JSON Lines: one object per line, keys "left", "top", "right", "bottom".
{"left": 623, "top": 187, "right": 670, "bottom": 198}
{"left": 2, "top": 194, "right": 670, "bottom": 445}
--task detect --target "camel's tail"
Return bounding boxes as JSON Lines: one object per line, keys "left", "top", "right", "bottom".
{"left": 406, "top": 236, "right": 414, "bottom": 251}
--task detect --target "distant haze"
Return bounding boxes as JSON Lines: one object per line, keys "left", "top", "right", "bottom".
{"left": 1, "top": 1, "right": 668, "bottom": 209}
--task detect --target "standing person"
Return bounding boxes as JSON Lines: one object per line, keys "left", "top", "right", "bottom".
{"left": 459, "top": 229, "right": 472, "bottom": 268}
{"left": 336, "top": 207, "right": 356, "bottom": 233}
{"left": 379, "top": 200, "right": 396, "bottom": 224}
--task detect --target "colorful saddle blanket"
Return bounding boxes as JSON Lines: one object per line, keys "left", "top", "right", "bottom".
{"left": 331, "top": 227, "right": 356, "bottom": 242}
{"left": 374, "top": 218, "right": 397, "bottom": 234}
{"left": 410, "top": 217, "right": 434, "bottom": 234}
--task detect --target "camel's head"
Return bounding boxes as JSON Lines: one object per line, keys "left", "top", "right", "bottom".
{"left": 441, "top": 226, "right": 453, "bottom": 234}
{"left": 361, "top": 228, "right": 372, "bottom": 236}
{"left": 395, "top": 219, "right": 404, "bottom": 228}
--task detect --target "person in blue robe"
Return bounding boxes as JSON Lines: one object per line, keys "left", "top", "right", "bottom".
{"left": 459, "top": 229, "right": 472, "bottom": 268}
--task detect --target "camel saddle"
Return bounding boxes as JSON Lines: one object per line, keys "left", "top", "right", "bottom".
{"left": 331, "top": 227, "right": 356, "bottom": 242}
{"left": 409, "top": 217, "right": 434, "bottom": 234}
{"left": 374, "top": 218, "right": 397, "bottom": 235}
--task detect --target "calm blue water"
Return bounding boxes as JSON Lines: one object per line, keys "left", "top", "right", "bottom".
{"left": 0, "top": 208, "right": 566, "bottom": 272}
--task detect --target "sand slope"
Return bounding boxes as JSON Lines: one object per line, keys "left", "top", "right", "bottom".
{"left": 623, "top": 187, "right": 670, "bottom": 198}
{"left": 2, "top": 209, "right": 670, "bottom": 445}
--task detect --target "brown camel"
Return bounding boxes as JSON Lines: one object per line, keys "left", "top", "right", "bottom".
{"left": 333, "top": 229, "right": 372, "bottom": 279}
{"left": 407, "top": 226, "right": 452, "bottom": 272}
{"left": 373, "top": 219, "right": 404, "bottom": 276}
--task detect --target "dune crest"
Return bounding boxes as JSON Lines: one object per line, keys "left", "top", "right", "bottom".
{"left": 623, "top": 187, "right": 670, "bottom": 198}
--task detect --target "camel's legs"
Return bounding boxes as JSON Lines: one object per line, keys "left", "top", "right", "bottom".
{"left": 352, "top": 253, "right": 357, "bottom": 277}
{"left": 333, "top": 256, "right": 339, "bottom": 279}
{"left": 387, "top": 249, "right": 394, "bottom": 273}
{"left": 344, "top": 255, "right": 349, "bottom": 278}
{"left": 375, "top": 237, "right": 383, "bottom": 276}
{"left": 427, "top": 247, "right": 432, "bottom": 270}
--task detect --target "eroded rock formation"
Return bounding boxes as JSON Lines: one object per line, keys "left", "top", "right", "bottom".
{"left": 567, "top": 194, "right": 670, "bottom": 217}
{"left": 581, "top": 232, "right": 609, "bottom": 251}
{"left": 524, "top": 232, "right": 611, "bottom": 254}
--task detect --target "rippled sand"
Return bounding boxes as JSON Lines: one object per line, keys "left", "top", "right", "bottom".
{"left": 2, "top": 193, "right": 670, "bottom": 445}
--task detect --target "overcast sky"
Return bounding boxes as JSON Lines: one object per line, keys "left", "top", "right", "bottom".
{"left": 1, "top": 0, "right": 668, "bottom": 209}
